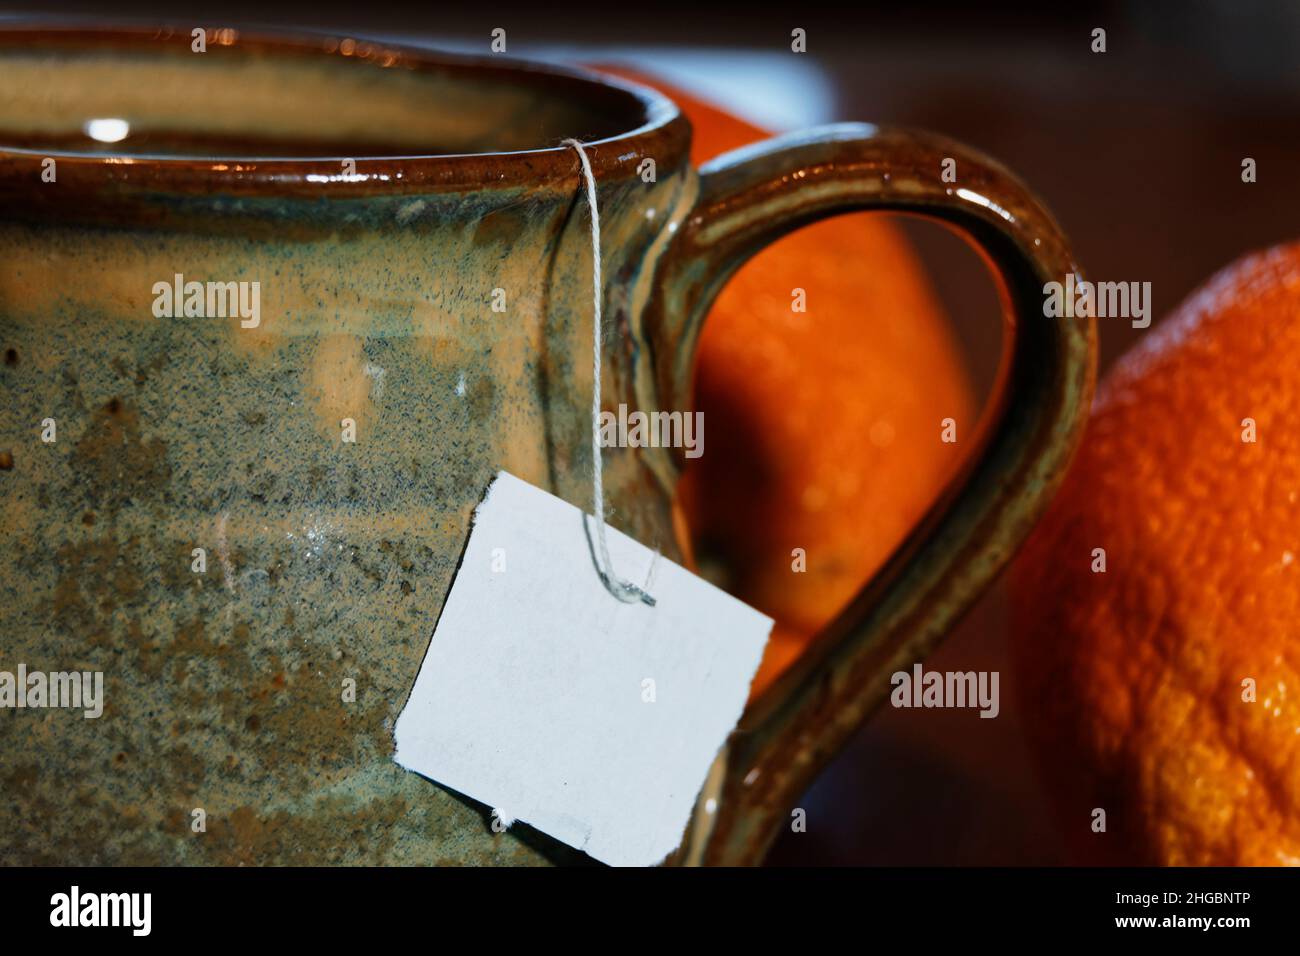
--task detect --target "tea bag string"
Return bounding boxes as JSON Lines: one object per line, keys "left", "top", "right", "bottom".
{"left": 564, "top": 138, "right": 656, "bottom": 607}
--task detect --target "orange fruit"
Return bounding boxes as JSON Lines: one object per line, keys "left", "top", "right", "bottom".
{"left": 1011, "top": 242, "right": 1300, "bottom": 866}
{"left": 599, "top": 68, "right": 975, "bottom": 695}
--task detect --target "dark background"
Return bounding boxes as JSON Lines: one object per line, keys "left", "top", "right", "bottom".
{"left": 7, "top": 0, "right": 1299, "bottom": 864}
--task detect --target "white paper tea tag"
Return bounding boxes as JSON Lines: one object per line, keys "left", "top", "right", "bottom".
{"left": 393, "top": 471, "right": 772, "bottom": 866}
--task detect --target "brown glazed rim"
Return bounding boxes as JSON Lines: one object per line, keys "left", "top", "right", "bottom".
{"left": 0, "top": 24, "right": 691, "bottom": 197}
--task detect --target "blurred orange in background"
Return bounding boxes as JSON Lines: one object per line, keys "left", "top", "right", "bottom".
{"left": 600, "top": 68, "right": 976, "bottom": 695}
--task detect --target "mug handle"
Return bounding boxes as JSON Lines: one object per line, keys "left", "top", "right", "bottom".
{"left": 642, "top": 123, "right": 1097, "bottom": 865}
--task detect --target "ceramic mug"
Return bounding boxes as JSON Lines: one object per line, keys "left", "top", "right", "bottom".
{"left": 0, "top": 26, "right": 1095, "bottom": 865}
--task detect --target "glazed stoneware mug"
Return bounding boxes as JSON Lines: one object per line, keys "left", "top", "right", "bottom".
{"left": 0, "top": 26, "right": 1095, "bottom": 865}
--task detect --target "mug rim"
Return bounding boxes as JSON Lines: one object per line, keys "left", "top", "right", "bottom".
{"left": 0, "top": 23, "right": 692, "bottom": 196}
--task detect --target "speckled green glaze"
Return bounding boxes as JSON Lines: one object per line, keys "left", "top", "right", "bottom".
{"left": 0, "top": 29, "right": 696, "bottom": 865}
{"left": 0, "top": 28, "right": 1097, "bottom": 867}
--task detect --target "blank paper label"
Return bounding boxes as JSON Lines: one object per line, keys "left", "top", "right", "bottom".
{"left": 393, "top": 471, "right": 772, "bottom": 866}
